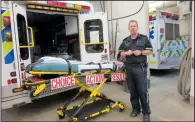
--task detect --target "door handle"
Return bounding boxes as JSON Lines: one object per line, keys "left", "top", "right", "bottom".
{"left": 21, "top": 63, "right": 25, "bottom": 71}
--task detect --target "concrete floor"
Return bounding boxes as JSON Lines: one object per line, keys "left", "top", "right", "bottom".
{"left": 2, "top": 69, "right": 194, "bottom": 121}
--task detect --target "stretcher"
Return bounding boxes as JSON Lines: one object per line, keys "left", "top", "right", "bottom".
{"left": 22, "top": 57, "right": 126, "bottom": 121}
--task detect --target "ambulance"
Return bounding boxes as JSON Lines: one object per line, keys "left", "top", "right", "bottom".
{"left": 1, "top": 1, "right": 110, "bottom": 109}
{"left": 148, "top": 10, "right": 187, "bottom": 69}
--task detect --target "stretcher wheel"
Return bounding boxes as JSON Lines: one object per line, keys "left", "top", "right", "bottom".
{"left": 119, "top": 107, "right": 125, "bottom": 112}
{"left": 58, "top": 114, "right": 65, "bottom": 119}
{"left": 30, "top": 90, "right": 35, "bottom": 97}
{"left": 57, "top": 108, "right": 65, "bottom": 119}
{"left": 119, "top": 104, "right": 125, "bottom": 112}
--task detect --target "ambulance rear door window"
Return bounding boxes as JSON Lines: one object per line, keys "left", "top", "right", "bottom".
{"left": 84, "top": 19, "right": 104, "bottom": 53}
{"left": 17, "top": 14, "right": 29, "bottom": 60}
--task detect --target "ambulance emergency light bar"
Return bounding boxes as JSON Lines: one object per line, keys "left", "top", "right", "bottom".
{"left": 26, "top": 1, "right": 90, "bottom": 14}
{"left": 161, "top": 11, "right": 179, "bottom": 20}
{"left": 149, "top": 11, "right": 179, "bottom": 21}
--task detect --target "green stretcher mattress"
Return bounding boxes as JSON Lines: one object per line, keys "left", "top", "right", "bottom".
{"left": 25, "top": 57, "right": 84, "bottom": 73}
{"left": 25, "top": 57, "right": 125, "bottom": 74}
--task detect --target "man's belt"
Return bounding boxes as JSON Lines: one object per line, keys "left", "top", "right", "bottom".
{"left": 125, "top": 62, "right": 148, "bottom": 68}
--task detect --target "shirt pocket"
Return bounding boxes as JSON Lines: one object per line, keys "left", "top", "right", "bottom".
{"left": 123, "top": 41, "right": 131, "bottom": 50}
{"left": 136, "top": 40, "right": 145, "bottom": 50}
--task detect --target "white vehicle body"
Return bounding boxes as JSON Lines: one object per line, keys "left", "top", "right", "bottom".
{"left": 1, "top": 1, "right": 110, "bottom": 109}
{"left": 148, "top": 10, "right": 187, "bottom": 69}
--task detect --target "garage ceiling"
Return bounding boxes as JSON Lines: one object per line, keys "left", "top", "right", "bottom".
{"left": 148, "top": 1, "right": 179, "bottom": 13}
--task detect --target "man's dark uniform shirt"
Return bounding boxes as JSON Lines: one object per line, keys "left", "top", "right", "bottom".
{"left": 118, "top": 33, "right": 153, "bottom": 64}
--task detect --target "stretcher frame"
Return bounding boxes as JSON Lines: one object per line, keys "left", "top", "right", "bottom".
{"left": 22, "top": 62, "right": 126, "bottom": 121}
{"left": 57, "top": 69, "right": 125, "bottom": 121}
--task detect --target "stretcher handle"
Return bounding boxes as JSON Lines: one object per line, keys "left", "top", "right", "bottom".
{"left": 97, "top": 63, "right": 102, "bottom": 73}
{"left": 80, "top": 68, "right": 113, "bottom": 73}
{"left": 24, "top": 80, "right": 50, "bottom": 86}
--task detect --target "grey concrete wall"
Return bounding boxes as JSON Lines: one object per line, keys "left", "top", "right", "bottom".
{"left": 89, "top": 1, "right": 104, "bottom": 12}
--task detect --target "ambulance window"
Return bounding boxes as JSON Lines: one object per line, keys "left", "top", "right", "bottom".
{"left": 17, "top": 14, "right": 29, "bottom": 60}
{"left": 165, "top": 23, "right": 174, "bottom": 40}
{"left": 84, "top": 19, "right": 104, "bottom": 53}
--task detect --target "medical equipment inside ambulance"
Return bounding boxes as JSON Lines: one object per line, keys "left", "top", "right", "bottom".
{"left": 27, "top": 12, "right": 80, "bottom": 62}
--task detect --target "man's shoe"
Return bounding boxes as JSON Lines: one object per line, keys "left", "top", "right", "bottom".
{"left": 143, "top": 114, "right": 150, "bottom": 121}
{"left": 130, "top": 110, "right": 140, "bottom": 117}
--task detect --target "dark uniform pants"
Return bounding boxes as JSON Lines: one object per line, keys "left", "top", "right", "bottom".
{"left": 125, "top": 64, "right": 151, "bottom": 115}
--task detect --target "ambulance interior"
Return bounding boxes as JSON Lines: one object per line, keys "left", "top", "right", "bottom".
{"left": 26, "top": 11, "right": 80, "bottom": 63}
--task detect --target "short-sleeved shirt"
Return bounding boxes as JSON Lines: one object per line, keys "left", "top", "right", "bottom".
{"left": 118, "top": 33, "right": 153, "bottom": 64}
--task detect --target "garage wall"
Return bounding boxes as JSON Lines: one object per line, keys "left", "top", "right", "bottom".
{"left": 89, "top": 1, "right": 149, "bottom": 58}
{"left": 89, "top": 1, "right": 104, "bottom": 12}
{"left": 106, "top": 1, "right": 149, "bottom": 59}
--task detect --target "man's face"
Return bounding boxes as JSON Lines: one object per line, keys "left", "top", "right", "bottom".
{"left": 128, "top": 22, "right": 138, "bottom": 35}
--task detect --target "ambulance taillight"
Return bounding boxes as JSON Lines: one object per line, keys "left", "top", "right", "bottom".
{"left": 12, "top": 87, "right": 24, "bottom": 93}
{"left": 7, "top": 80, "right": 11, "bottom": 85}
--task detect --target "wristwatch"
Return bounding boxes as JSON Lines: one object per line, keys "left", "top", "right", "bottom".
{"left": 141, "top": 50, "right": 143, "bottom": 55}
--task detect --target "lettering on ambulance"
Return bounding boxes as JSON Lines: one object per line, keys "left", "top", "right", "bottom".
{"left": 1, "top": 10, "right": 15, "bottom": 64}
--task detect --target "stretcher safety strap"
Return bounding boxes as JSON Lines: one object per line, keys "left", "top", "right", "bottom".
{"left": 113, "top": 62, "right": 117, "bottom": 72}
{"left": 63, "top": 58, "right": 71, "bottom": 75}
{"left": 97, "top": 63, "right": 102, "bottom": 73}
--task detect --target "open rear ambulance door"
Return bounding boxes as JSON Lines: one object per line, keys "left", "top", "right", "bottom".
{"left": 10, "top": 1, "right": 32, "bottom": 88}
{"left": 1, "top": 2, "right": 32, "bottom": 109}
{"left": 79, "top": 12, "right": 110, "bottom": 63}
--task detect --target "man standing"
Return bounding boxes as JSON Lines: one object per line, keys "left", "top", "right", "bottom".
{"left": 118, "top": 20, "right": 153, "bottom": 121}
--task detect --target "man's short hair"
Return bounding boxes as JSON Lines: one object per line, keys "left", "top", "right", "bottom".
{"left": 129, "top": 20, "right": 138, "bottom": 26}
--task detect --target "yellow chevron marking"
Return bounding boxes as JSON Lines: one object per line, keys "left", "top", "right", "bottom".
{"left": 3, "top": 41, "right": 13, "bottom": 56}
{"left": 160, "top": 36, "right": 165, "bottom": 43}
